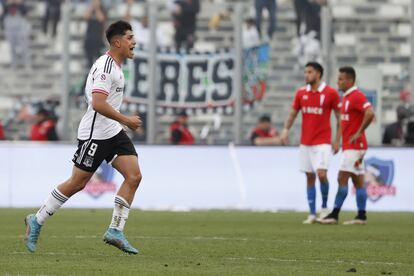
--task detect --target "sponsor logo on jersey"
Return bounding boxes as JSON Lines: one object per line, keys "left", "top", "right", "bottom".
{"left": 116, "top": 87, "right": 123, "bottom": 93}
{"left": 302, "top": 107, "right": 323, "bottom": 115}
{"left": 84, "top": 162, "right": 117, "bottom": 199}
{"left": 100, "top": 74, "right": 106, "bottom": 80}
{"left": 361, "top": 157, "right": 396, "bottom": 202}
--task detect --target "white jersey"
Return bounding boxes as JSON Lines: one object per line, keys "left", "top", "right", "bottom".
{"left": 77, "top": 53, "right": 125, "bottom": 140}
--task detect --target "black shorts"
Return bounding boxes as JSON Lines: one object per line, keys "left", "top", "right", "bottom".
{"left": 72, "top": 130, "right": 137, "bottom": 172}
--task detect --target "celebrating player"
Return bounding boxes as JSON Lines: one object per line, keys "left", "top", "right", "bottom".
{"left": 280, "top": 62, "right": 341, "bottom": 224}
{"left": 24, "top": 21, "right": 142, "bottom": 254}
{"left": 319, "top": 66, "right": 375, "bottom": 225}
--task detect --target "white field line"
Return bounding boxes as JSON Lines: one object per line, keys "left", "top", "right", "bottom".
{"left": 225, "top": 257, "right": 402, "bottom": 266}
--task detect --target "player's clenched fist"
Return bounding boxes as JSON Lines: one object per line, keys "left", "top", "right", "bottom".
{"left": 125, "top": 115, "right": 141, "bottom": 130}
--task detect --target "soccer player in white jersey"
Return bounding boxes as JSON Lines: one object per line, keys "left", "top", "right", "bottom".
{"left": 319, "top": 66, "right": 375, "bottom": 225}
{"left": 24, "top": 21, "right": 142, "bottom": 254}
{"left": 280, "top": 62, "right": 341, "bottom": 224}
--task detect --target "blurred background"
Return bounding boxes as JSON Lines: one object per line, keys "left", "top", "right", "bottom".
{"left": 0, "top": 0, "right": 413, "bottom": 211}
{"left": 0, "top": 0, "right": 413, "bottom": 146}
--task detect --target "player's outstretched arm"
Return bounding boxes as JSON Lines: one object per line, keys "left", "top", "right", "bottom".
{"left": 92, "top": 93, "right": 141, "bottom": 130}
{"left": 280, "top": 108, "right": 299, "bottom": 145}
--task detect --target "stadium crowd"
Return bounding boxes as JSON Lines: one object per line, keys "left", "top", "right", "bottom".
{"left": 0, "top": 0, "right": 413, "bottom": 146}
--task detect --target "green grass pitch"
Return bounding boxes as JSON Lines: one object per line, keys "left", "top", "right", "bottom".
{"left": 1, "top": 209, "right": 413, "bottom": 275}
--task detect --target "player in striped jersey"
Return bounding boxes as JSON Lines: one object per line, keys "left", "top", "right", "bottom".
{"left": 24, "top": 21, "right": 142, "bottom": 254}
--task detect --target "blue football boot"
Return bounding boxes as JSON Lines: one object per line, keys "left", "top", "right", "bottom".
{"left": 24, "top": 214, "right": 42, "bottom": 253}
{"left": 103, "top": 228, "right": 139, "bottom": 254}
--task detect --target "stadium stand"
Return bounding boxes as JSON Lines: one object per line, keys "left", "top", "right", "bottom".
{"left": 0, "top": 0, "right": 410, "bottom": 143}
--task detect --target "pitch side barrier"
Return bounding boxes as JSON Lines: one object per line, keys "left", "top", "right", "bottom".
{"left": 0, "top": 143, "right": 411, "bottom": 211}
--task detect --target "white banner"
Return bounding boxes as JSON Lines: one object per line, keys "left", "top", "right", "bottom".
{"left": 125, "top": 44, "right": 269, "bottom": 113}
{"left": 0, "top": 143, "right": 412, "bottom": 211}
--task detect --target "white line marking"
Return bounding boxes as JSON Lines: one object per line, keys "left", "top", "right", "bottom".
{"left": 225, "top": 257, "right": 402, "bottom": 266}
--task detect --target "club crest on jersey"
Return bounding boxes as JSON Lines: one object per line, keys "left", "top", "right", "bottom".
{"left": 84, "top": 162, "right": 117, "bottom": 199}
{"left": 320, "top": 94, "right": 325, "bottom": 106}
{"left": 83, "top": 156, "right": 94, "bottom": 167}
{"left": 302, "top": 95, "right": 308, "bottom": 100}
{"left": 344, "top": 100, "right": 350, "bottom": 112}
{"left": 364, "top": 157, "right": 396, "bottom": 202}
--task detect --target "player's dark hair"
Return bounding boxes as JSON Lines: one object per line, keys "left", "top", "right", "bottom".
{"left": 37, "top": 108, "right": 49, "bottom": 117}
{"left": 305, "top": 62, "right": 324, "bottom": 78}
{"left": 245, "top": 18, "right": 255, "bottom": 25}
{"left": 105, "top": 20, "right": 132, "bottom": 43}
{"left": 339, "top": 66, "right": 356, "bottom": 82}
{"left": 259, "top": 115, "right": 271, "bottom": 123}
{"left": 177, "top": 109, "right": 188, "bottom": 117}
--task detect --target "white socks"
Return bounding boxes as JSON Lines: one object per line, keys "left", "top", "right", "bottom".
{"left": 36, "top": 188, "right": 68, "bottom": 225}
{"left": 35, "top": 190, "right": 130, "bottom": 231}
{"left": 109, "top": 195, "right": 130, "bottom": 231}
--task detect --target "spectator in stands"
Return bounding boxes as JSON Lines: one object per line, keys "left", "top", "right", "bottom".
{"left": 243, "top": 18, "right": 260, "bottom": 48}
{"left": 30, "top": 108, "right": 59, "bottom": 141}
{"left": 84, "top": 0, "right": 106, "bottom": 69}
{"left": 398, "top": 89, "right": 414, "bottom": 120}
{"left": 172, "top": 0, "right": 200, "bottom": 52}
{"left": 42, "top": 0, "right": 62, "bottom": 38}
{"left": 293, "top": 0, "right": 325, "bottom": 68}
{"left": 382, "top": 106, "right": 408, "bottom": 146}
{"left": 125, "top": 1, "right": 171, "bottom": 48}
{"left": 405, "top": 121, "right": 414, "bottom": 145}
{"left": 0, "top": 0, "right": 5, "bottom": 29}
{"left": 397, "top": 89, "right": 414, "bottom": 145}
{"left": 255, "top": 0, "right": 277, "bottom": 40}
{"left": 3, "top": 0, "right": 31, "bottom": 69}
{"left": 100, "top": 0, "right": 122, "bottom": 11}
{"left": 294, "top": 0, "right": 327, "bottom": 40}
{"left": 0, "top": 121, "right": 5, "bottom": 140}
{"left": 293, "top": 29, "right": 321, "bottom": 68}
{"left": 170, "top": 110, "right": 195, "bottom": 145}
{"left": 250, "top": 115, "right": 281, "bottom": 145}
